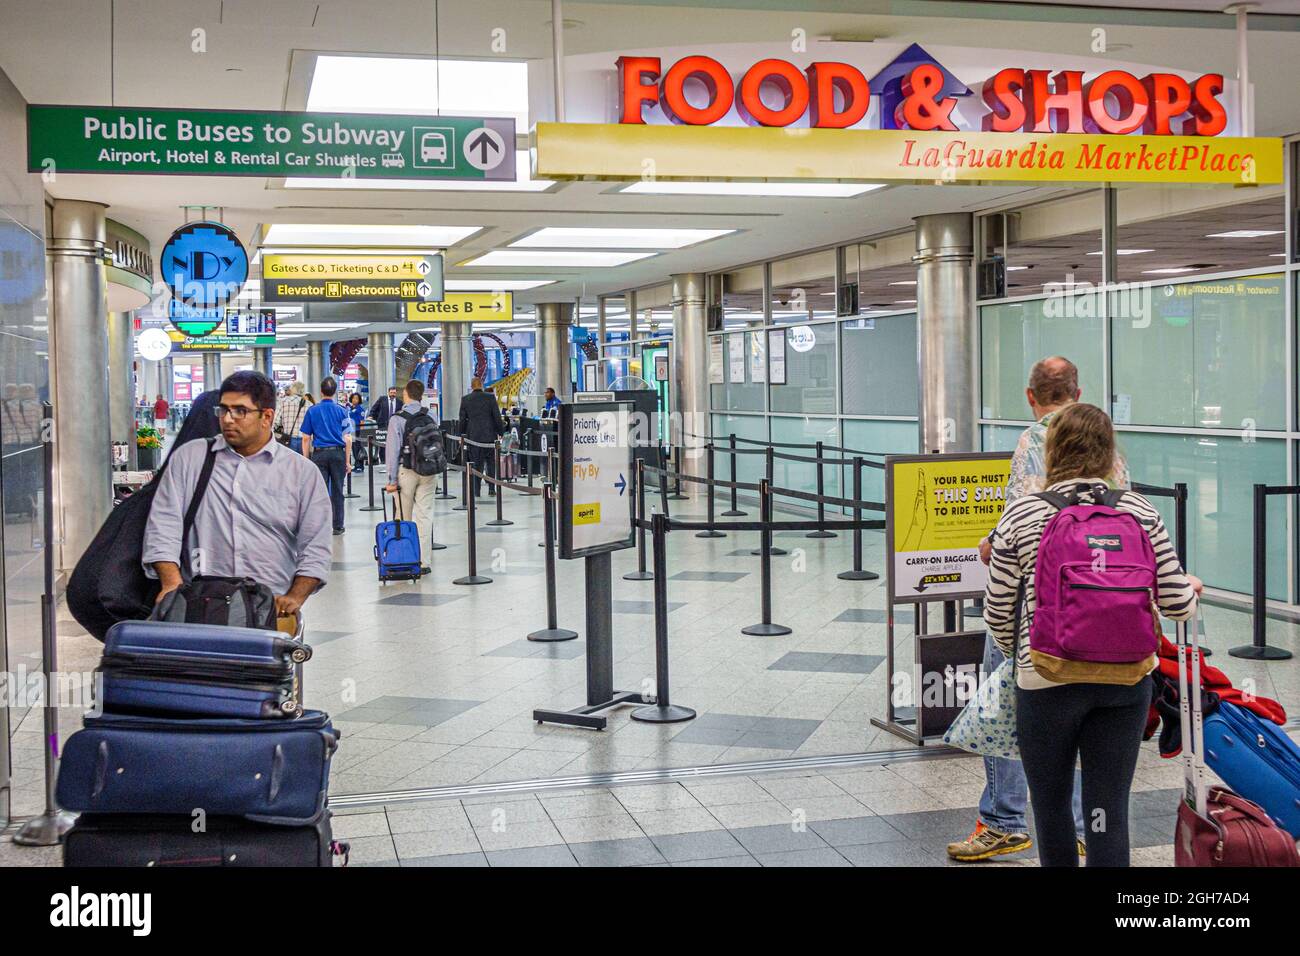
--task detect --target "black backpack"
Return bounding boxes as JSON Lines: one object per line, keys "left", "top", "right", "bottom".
{"left": 399, "top": 410, "right": 447, "bottom": 476}
{"left": 67, "top": 439, "right": 218, "bottom": 641}
{"left": 150, "top": 575, "right": 278, "bottom": 630}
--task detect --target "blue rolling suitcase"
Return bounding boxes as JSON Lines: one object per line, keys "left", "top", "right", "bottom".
{"left": 374, "top": 493, "right": 422, "bottom": 582}
{"left": 99, "top": 620, "right": 311, "bottom": 719}
{"left": 56, "top": 709, "right": 338, "bottom": 825}
{"left": 1204, "top": 699, "right": 1300, "bottom": 838}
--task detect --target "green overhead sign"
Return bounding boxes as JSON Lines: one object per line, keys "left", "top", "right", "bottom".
{"left": 27, "top": 105, "right": 516, "bottom": 181}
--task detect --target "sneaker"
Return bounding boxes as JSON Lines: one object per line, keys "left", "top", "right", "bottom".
{"left": 946, "top": 821, "right": 1033, "bottom": 862}
{"left": 332, "top": 528, "right": 345, "bottom": 536}
{"left": 420, "top": 566, "right": 431, "bottom": 575}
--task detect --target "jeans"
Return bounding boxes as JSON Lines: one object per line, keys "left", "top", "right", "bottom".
{"left": 290, "top": 436, "right": 303, "bottom": 455}
{"left": 312, "top": 445, "right": 347, "bottom": 531}
{"left": 977, "top": 633, "right": 1085, "bottom": 837}
{"left": 1016, "top": 677, "right": 1152, "bottom": 867}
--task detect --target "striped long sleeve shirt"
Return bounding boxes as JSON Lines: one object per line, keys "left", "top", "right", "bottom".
{"left": 984, "top": 477, "right": 1197, "bottom": 690}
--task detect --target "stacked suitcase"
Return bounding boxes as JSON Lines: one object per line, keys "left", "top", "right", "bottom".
{"left": 57, "top": 619, "right": 347, "bottom": 867}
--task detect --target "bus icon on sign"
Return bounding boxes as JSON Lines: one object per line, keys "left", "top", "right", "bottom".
{"left": 414, "top": 128, "right": 454, "bottom": 169}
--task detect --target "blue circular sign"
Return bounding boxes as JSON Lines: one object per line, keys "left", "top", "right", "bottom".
{"left": 159, "top": 221, "right": 247, "bottom": 309}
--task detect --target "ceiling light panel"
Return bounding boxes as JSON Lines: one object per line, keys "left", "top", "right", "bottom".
{"left": 283, "top": 154, "right": 552, "bottom": 192}
{"left": 444, "top": 279, "right": 558, "bottom": 291}
{"left": 307, "top": 56, "right": 529, "bottom": 125}
{"left": 620, "top": 181, "right": 884, "bottom": 198}
{"left": 511, "top": 227, "right": 733, "bottom": 250}
{"left": 262, "top": 224, "right": 481, "bottom": 246}
{"left": 462, "top": 251, "right": 656, "bottom": 268}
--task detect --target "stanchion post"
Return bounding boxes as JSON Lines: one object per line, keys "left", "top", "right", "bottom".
{"left": 1231, "top": 483, "right": 1293, "bottom": 660}
{"left": 807, "top": 440, "right": 835, "bottom": 539}
{"left": 528, "top": 483, "right": 578, "bottom": 641}
{"left": 436, "top": 431, "right": 455, "bottom": 500}
{"left": 721, "top": 432, "right": 745, "bottom": 516}
{"left": 453, "top": 438, "right": 469, "bottom": 512}
{"left": 453, "top": 466, "right": 492, "bottom": 585}
{"left": 696, "top": 443, "right": 725, "bottom": 539}
{"left": 668, "top": 444, "right": 689, "bottom": 500}
{"left": 742, "top": 478, "right": 792, "bottom": 637}
{"left": 624, "top": 458, "right": 654, "bottom": 581}
{"left": 838, "top": 456, "right": 880, "bottom": 582}
{"left": 487, "top": 440, "right": 513, "bottom": 526}
{"left": 632, "top": 511, "right": 697, "bottom": 723}
{"left": 658, "top": 446, "right": 671, "bottom": 518}
{"left": 360, "top": 434, "right": 383, "bottom": 512}
{"left": 751, "top": 446, "right": 788, "bottom": 557}
{"left": 521, "top": 428, "right": 535, "bottom": 494}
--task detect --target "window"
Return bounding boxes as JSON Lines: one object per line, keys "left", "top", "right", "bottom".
{"left": 980, "top": 192, "right": 1104, "bottom": 297}
{"left": 709, "top": 331, "right": 764, "bottom": 412}
{"left": 769, "top": 250, "right": 836, "bottom": 324}
{"left": 841, "top": 313, "right": 918, "bottom": 416}
{"left": 770, "top": 321, "right": 836, "bottom": 414}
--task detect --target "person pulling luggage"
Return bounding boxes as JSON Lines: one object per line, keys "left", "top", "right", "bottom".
{"left": 142, "top": 370, "right": 334, "bottom": 619}
{"left": 384, "top": 378, "right": 445, "bottom": 574}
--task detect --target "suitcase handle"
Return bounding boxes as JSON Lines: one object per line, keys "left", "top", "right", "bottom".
{"left": 1176, "top": 604, "right": 1209, "bottom": 817}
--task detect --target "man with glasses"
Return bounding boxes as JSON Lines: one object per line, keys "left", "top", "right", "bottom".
{"left": 143, "top": 371, "right": 333, "bottom": 617}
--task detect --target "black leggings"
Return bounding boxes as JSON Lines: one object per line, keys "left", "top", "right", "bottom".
{"left": 1016, "top": 677, "right": 1151, "bottom": 867}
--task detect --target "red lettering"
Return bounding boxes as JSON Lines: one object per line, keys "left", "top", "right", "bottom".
{"left": 616, "top": 56, "right": 661, "bottom": 124}
{"left": 1084, "top": 70, "right": 1148, "bottom": 134}
{"left": 1184, "top": 73, "right": 1227, "bottom": 136}
{"left": 899, "top": 64, "right": 959, "bottom": 131}
{"left": 659, "top": 56, "right": 733, "bottom": 125}
{"left": 981, "top": 68, "right": 1027, "bottom": 132}
{"left": 1142, "top": 73, "right": 1191, "bottom": 135}
{"left": 806, "top": 62, "right": 869, "bottom": 129}
{"left": 1024, "top": 70, "right": 1086, "bottom": 133}
{"left": 737, "top": 59, "right": 809, "bottom": 127}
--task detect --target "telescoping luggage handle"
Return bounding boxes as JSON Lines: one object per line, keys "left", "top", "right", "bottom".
{"left": 275, "top": 610, "right": 307, "bottom": 715}
{"left": 1177, "top": 604, "right": 1210, "bottom": 817}
{"left": 380, "top": 485, "right": 407, "bottom": 531}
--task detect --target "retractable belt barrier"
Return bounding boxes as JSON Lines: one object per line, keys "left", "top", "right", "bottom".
{"left": 684, "top": 429, "right": 901, "bottom": 459}
{"left": 1239, "top": 483, "right": 1298, "bottom": 662}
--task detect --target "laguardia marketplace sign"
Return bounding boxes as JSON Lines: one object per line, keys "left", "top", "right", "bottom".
{"left": 533, "top": 49, "right": 1282, "bottom": 186}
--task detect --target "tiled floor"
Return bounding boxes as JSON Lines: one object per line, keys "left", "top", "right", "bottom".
{"left": 4, "top": 464, "right": 1300, "bottom": 868}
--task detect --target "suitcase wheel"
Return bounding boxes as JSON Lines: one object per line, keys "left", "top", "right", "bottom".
{"left": 291, "top": 646, "right": 309, "bottom": 664}
{"left": 281, "top": 700, "right": 301, "bottom": 716}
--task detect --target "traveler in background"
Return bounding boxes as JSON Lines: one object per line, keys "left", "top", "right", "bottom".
{"left": 384, "top": 379, "right": 438, "bottom": 575}
{"left": 542, "top": 387, "right": 561, "bottom": 418}
{"left": 152, "top": 394, "right": 170, "bottom": 436}
{"left": 948, "top": 355, "right": 1129, "bottom": 863}
{"left": 369, "top": 386, "right": 400, "bottom": 464}
{"left": 143, "top": 371, "right": 332, "bottom": 617}
{"left": 299, "top": 376, "right": 353, "bottom": 536}
{"left": 984, "top": 404, "right": 1200, "bottom": 866}
{"left": 347, "top": 392, "right": 366, "bottom": 473}
{"left": 458, "top": 377, "right": 505, "bottom": 498}
{"left": 274, "top": 380, "right": 311, "bottom": 454}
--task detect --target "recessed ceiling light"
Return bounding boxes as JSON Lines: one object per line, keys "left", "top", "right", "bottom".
{"left": 1086, "top": 249, "right": 1154, "bottom": 256}
{"left": 262, "top": 224, "right": 481, "bottom": 247}
{"left": 284, "top": 153, "right": 552, "bottom": 192}
{"left": 1005, "top": 266, "right": 1029, "bottom": 271}
{"left": 894, "top": 299, "right": 917, "bottom": 304}
{"left": 1141, "top": 267, "right": 1198, "bottom": 275}
{"left": 461, "top": 250, "right": 656, "bottom": 268}
{"left": 444, "top": 279, "right": 557, "bottom": 291}
{"left": 510, "top": 227, "right": 734, "bottom": 250}
{"left": 1270, "top": 254, "right": 1289, "bottom": 258}
{"left": 1205, "top": 230, "right": 1283, "bottom": 239}
{"left": 889, "top": 280, "right": 917, "bottom": 286}
{"left": 619, "top": 181, "right": 885, "bottom": 198}
{"left": 307, "top": 55, "right": 529, "bottom": 125}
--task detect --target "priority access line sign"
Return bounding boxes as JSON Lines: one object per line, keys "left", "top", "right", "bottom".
{"left": 27, "top": 106, "right": 516, "bottom": 181}
{"left": 261, "top": 253, "right": 444, "bottom": 304}
{"left": 406, "top": 292, "right": 513, "bottom": 322}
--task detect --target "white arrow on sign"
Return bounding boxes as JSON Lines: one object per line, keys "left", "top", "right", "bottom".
{"left": 417, "top": 260, "right": 431, "bottom": 275}
{"left": 417, "top": 281, "right": 432, "bottom": 297}
{"left": 463, "top": 127, "right": 506, "bottom": 172}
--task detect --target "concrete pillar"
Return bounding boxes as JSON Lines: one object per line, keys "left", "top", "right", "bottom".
{"left": 440, "top": 324, "right": 472, "bottom": 424}
{"left": 914, "top": 213, "right": 978, "bottom": 454}
{"left": 305, "top": 341, "right": 329, "bottom": 395}
{"left": 367, "top": 331, "right": 394, "bottom": 406}
{"left": 670, "top": 273, "right": 709, "bottom": 487}
{"left": 202, "top": 352, "right": 224, "bottom": 396}
{"left": 107, "top": 310, "right": 137, "bottom": 469}
{"left": 252, "top": 346, "right": 273, "bottom": 379}
{"left": 49, "top": 199, "right": 111, "bottom": 571}
{"left": 159, "top": 357, "right": 174, "bottom": 403}
{"left": 535, "top": 302, "right": 574, "bottom": 402}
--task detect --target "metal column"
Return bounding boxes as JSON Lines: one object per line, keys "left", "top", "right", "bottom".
{"left": 107, "top": 310, "right": 137, "bottom": 469}
{"left": 159, "top": 357, "right": 174, "bottom": 403}
{"left": 305, "top": 341, "right": 328, "bottom": 395}
{"left": 440, "top": 323, "right": 472, "bottom": 423}
{"left": 535, "top": 302, "right": 575, "bottom": 401}
{"left": 252, "top": 346, "right": 273, "bottom": 379}
{"left": 49, "top": 199, "right": 112, "bottom": 571}
{"left": 366, "top": 331, "right": 394, "bottom": 408}
{"left": 671, "top": 272, "right": 709, "bottom": 486}
{"left": 914, "top": 213, "right": 978, "bottom": 454}
{"left": 202, "top": 352, "right": 225, "bottom": 395}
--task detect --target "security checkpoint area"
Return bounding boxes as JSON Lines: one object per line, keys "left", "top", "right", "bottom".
{"left": 1, "top": 0, "right": 1300, "bottom": 932}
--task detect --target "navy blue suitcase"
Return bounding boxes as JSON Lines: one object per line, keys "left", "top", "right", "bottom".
{"left": 1205, "top": 700, "right": 1300, "bottom": 838}
{"left": 99, "top": 620, "right": 310, "bottom": 719}
{"left": 374, "top": 494, "right": 422, "bottom": 582}
{"left": 56, "top": 710, "right": 338, "bottom": 825}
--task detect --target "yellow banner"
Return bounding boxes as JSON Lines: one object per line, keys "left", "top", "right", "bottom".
{"left": 534, "top": 123, "right": 1282, "bottom": 186}
{"left": 890, "top": 454, "right": 1012, "bottom": 601}
{"left": 262, "top": 253, "right": 440, "bottom": 281}
{"left": 406, "top": 292, "right": 513, "bottom": 322}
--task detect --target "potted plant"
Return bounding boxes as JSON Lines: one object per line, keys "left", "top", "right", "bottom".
{"left": 136, "top": 425, "right": 162, "bottom": 471}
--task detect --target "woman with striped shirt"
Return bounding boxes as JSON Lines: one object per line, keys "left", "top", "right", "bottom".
{"left": 984, "top": 403, "right": 1201, "bottom": 866}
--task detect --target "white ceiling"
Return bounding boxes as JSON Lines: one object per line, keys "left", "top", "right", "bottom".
{"left": 3, "top": 0, "right": 1298, "bottom": 342}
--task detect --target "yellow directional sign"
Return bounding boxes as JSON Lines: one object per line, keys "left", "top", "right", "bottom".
{"left": 406, "top": 292, "right": 513, "bottom": 322}
{"left": 262, "top": 254, "right": 441, "bottom": 281}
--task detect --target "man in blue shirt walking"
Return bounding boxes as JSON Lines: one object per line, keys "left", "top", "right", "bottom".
{"left": 299, "top": 376, "right": 353, "bottom": 535}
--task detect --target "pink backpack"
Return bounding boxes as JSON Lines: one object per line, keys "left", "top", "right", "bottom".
{"left": 1027, "top": 483, "right": 1160, "bottom": 685}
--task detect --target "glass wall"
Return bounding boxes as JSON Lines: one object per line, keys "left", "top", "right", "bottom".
{"left": 841, "top": 313, "right": 917, "bottom": 416}
{"left": 708, "top": 330, "right": 764, "bottom": 412}
{"left": 771, "top": 415, "right": 841, "bottom": 502}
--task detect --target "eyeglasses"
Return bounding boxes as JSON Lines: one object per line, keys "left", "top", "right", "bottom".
{"left": 213, "top": 405, "right": 263, "bottom": 421}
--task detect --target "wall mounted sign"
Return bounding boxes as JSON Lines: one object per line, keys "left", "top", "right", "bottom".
{"left": 261, "top": 253, "right": 443, "bottom": 304}
{"left": 405, "top": 292, "right": 513, "bottom": 322}
{"left": 160, "top": 220, "right": 247, "bottom": 314}
{"left": 767, "top": 328, "right": 786, "bottom": 385}
{"left": 749, "top": 330, "right": 765, "bottom": 384}
{"left": 788, "top": 326, "right": 817, "bottom": 353}
{"left": 27, "top": 106, "right": 517, "bottom": 182}
{"left": 727, "top": 334, "right": 745, "bottom": 381}
{"left": 136, "top": 327, "right": 172, "bottom": 361}
{"left": 708, "top": 339, "right": 724, "bottom": 384}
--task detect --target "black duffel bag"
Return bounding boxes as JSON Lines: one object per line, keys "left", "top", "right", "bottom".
{"left": 150, "top": 575, "right": 278, "bottom": 630}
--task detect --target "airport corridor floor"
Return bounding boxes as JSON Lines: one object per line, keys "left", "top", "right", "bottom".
{"left": 5, "top": 464, "right": 1299, "bottom": 866}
